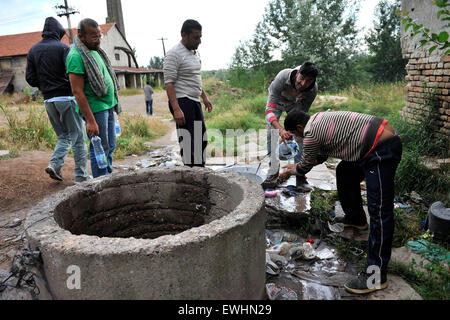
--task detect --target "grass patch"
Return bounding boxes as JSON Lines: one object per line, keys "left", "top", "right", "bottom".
{"left": 118, "top": 88, "right": 144, "bottom": 97}
{"left": 0, "top": 100, "right": 169, "bottom": 161}
{"left": 114, "top": 113, "right": 169, "bottom": 159}
{"left": 0, "top": 102, "right": 56, "bottom": 151}
{"left": 310, "top": 82, "right": 406, "bottom": 117}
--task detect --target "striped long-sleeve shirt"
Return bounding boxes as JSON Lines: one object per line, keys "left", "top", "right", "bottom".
{"left": 296, "top": 111, "right": 387, "bottom": 175}
{"left": 265, "top": 68, "right": 318, "bottom": 124}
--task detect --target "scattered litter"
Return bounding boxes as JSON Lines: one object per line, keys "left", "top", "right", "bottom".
{"left": 163, "top": 160, "right": 177, "bottom": 167}
{"left": 265, "top": 253, "right": 280, "bottom": 275}
{"left": 349, "top": 247, "right": 364, "bottom": 256}
{"left": 265, "top": 283, "right": 298, "bottom": 300}
{"left": 265, "top": 190, "right": 278, "bottom": 198}
{"left": 141, "top": 159, "right": 157, "bottom": 168}
{"left": 8, "top": 218, "right": 22, "bottom": 228}
{"left": 266, "top": 242, "right": 292, "bottom": 256}
{"left": 302, "top": 242, "right": 316, "bottom": 260}
{"left": 408, "top": 239, "right": 450, "bottom": 262}
{"left": 394, "top": 201, "right": 409, "bottom": 209}
{"left": 327, "top": 221, "right": 344, "bottom": 233}
{"left": 268, "top": 253, "right": 289, "bottom": 267}
{"left": 282, "top": 185, "right": 305, "bottom": 197}
{"left": 410, "top": 191, "right": 423, "bottom": 204}
{"left": 265, "top": 230, "right": 283, "bottom": 246}
{"left": 316, "top": 248, "right": 335, "bottom": 260}
{"left": 298, "top": 280, "right": 337, "bottom": 300}
{"left": 282, "top": 231, "right": 300, "bottom": 242}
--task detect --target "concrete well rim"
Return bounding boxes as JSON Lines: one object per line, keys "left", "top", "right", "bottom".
{"left": 24, "top": 166, "right": 265, "bottom": 255}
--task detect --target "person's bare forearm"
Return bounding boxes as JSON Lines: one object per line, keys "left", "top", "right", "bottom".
{"left": 69, "top": 73, "right": 98, "bottom": 136}
{"left": 166, "top": 82, "right": 185, "bottom": 125}
{"left": 166, "top": 83, "right": 180, "bottom": 111}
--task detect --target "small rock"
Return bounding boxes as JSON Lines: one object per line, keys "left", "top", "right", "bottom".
{"left": 9, "top": 218, "right": 22, "bottom": 228}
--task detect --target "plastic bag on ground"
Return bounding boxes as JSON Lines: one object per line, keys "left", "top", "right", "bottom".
{"left": 266, "top": 283, "right": 298, "bottom": 300}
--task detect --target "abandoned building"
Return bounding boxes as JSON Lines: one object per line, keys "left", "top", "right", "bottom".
{"left": 0, "top": 22, "right": 163, "bottom": 95}
{"left": 401, "top": 0, "right": 450, "bottom": 139}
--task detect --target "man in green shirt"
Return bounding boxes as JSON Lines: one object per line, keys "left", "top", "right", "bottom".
{"left": 67, "top": 18, "right": 120, "bottom": 178}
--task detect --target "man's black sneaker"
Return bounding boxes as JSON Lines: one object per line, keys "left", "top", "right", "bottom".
{"left": 45, "top": 165, "right": 63, "bottom": 181}
{"left": 262, "top": 173, "right": 280, "bottom": 189}
{"left": 344, "top": 271, "right": 388, "bottom": 294}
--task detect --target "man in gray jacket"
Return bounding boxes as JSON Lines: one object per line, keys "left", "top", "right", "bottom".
{"left": 262, "top": 62, "right": 319, "bottom": 190}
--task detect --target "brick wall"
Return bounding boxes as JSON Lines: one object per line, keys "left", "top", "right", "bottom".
{"left": 401, "top": 0, "right": 450, "bottom": 139}
{"left": 401, "top": 52, "right": 450, "bottom": 137}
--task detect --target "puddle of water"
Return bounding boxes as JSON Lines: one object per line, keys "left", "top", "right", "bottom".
{"left": 265, "top": 191, "right": 311, "bottom": 213}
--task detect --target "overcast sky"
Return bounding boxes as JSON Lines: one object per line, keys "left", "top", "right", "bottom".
{"left": 0, "top": 0, "right": 379, "bottom": 70}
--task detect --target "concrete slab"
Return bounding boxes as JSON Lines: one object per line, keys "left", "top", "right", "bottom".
{"left": 367, "top": 275, "right": 422, "bottom": 300}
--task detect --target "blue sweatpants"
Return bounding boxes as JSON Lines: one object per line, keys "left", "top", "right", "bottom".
{"left": 336, "top": 135, "right": 402, "bottom": 276}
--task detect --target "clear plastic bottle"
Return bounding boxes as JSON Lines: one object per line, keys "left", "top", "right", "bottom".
{"left": 115, "top": 113, "right": 121, "bottom": 137}
{"left": 91, "top": 136, "right": 108, "bottom": 169}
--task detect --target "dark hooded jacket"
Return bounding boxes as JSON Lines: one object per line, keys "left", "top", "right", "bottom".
{"left": 26, "top": 17, "right": 72, "bottom": 100}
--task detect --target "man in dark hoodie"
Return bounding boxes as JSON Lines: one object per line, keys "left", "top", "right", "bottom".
{"left": 26, "top": 17, "right": 89, "bottom": 184}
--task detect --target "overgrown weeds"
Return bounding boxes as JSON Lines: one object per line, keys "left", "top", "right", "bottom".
{"left": 0, "top": 101, "right": 169, "bottom": 160}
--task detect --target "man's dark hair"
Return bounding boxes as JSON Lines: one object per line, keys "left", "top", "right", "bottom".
{"left": 284, "top": 111, "right": 311, "bottom": 132}
{"left": 299, "top": 62, "right": 319, "bottom": 79}
{"left": 78, "top": 18, "right": 99, "bottom": 36}
{"left": 181, "top": 19, "right": 202, "bottom": 35}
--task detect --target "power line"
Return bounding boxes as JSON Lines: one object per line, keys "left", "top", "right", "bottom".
{"left": 55, "top": 0, "right": 79, "bottom": 43}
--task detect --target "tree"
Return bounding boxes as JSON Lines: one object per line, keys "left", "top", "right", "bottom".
{"left": 233, "top": 0, "right": 362, "bottom": 92}
{"left": 365, "top": 0, "right": 407, "bottom": 82}
{"left": 148, "top": 56, "right": 164, "bottom": 69}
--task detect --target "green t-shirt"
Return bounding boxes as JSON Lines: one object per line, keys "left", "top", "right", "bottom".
{"left": 66, "top": 47, "right": 117, "bottom": 114}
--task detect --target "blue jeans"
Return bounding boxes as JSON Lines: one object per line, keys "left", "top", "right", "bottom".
{"left": 146, "top": 100, "right": 153, "bottom": 115}
{"left": 336, "top": 135, "right": 403, "bottom": 276}
{"left": 45, "top": 100, "right": 88, "bottom": 183}
{"left": 86, "top": 108, "right": 116, "bottom": 178}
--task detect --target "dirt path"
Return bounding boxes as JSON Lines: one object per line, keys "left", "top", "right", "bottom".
{"left": 0, "top": 92, "right": 178, "bottom": 270}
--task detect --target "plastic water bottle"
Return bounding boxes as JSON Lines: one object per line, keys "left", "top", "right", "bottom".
{"left": 115, "top": 113, "right": 121, "bottom": 137}
{"left": 91, "top": 136, "right": 108, "bottom": 169}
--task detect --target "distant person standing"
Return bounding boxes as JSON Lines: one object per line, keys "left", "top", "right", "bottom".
{"left": 66, "top": 18, "right": 122, "bottom": 178}
{"left": 144, "top": 81, "right": 154, "bottom": 115}
{"left": 26, "top": 17, "right": 89, "bottom": 184}
{"left": 164, "top": 19, "right": 213, "bottom": 167}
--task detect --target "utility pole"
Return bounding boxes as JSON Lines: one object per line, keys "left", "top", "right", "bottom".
{"left": 55, "top": 0, "right": 79, "bottom": 43}
{"left": 158, "top": 37, "right": 168, "bottom": 56}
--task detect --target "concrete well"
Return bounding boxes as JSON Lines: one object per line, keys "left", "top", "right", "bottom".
{"left": 25, "top": 167, "right": 266, "bottom": 300}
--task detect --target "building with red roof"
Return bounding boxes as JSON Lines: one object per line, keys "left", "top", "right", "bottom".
{"left": 0, "top": 22, "right": 162, "bottom": 94}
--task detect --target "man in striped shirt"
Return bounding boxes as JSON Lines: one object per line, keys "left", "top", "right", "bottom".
{"left": 262, "top": 62, "right": 319, "bottom": 190}
{"left": 280, "top": 110, "right": 403, "bottom": 295}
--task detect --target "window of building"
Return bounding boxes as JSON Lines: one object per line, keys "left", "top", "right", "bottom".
{"left": 115, "top": 53, "right": 120, "bottom": 61}
{"left": 11, "top": 58, "right": 22, "bottom": 67}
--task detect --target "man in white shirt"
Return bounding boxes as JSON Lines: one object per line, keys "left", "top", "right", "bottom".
{"left": 164, "top": 19, "right": 213, "bottom": 167}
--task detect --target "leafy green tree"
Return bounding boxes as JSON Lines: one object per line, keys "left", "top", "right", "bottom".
{"left": 365, "top": 0, "right": 407, "bottom": 82}
{"left": 148, "top": 56, "right": 164, "bottom": 69}
{"left": 232, "top": 0, "right": 362, "bottom": 92}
